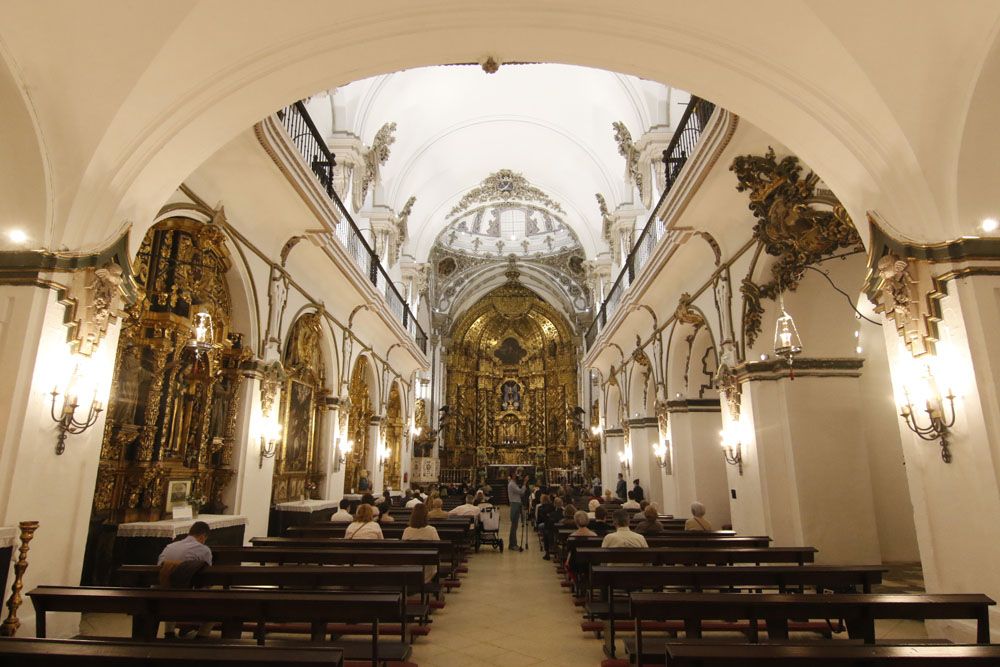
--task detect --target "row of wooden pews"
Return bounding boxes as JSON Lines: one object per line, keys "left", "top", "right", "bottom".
{"left": 5, "top": 512, "right": 479, "bottom": 666}
{"left": 546, "top": 517, "right": 1000, "bottom": 666}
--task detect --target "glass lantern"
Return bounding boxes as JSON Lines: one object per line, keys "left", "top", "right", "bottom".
{"left": 773, "top": 299, "right": 802, "bottom": 362}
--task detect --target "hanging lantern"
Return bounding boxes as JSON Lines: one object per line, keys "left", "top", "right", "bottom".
{"left": 188, "top": 311, "right": 220, "bottom": 357}
{"left": 773, "top": 295, "right": 802, "bottom": 377}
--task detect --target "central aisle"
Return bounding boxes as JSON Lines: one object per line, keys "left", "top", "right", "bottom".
{"left": 410, "top": 508, "right": 605, "bottom": 667}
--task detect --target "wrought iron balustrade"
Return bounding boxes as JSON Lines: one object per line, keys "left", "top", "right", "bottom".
{"left": 585, "top": 96, "right": 716, "bottom": 351}
{"left": 276, "top": 101, "right": 428, "bottom": 354}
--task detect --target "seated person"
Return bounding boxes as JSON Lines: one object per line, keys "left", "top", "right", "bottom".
{"left": 361, "top": 493, "right": 380, "bottom": 516}
{"left": 639, "top": 500, "right": 650, "bottom": 511}
{"left": 601, "top": 509, "right": 649, "bottom": 548}
{"left": 377, "top": 505, "right": 395, "bottom": 523}
{"left": 587, "top": 498, "right": 601, "bottom": 519}
{"left": 157, "top": 521, "right": 214, "bottom": 639}
{"left": 635, "top": 504, "right": 664, "bottom": 535}
{"left": 472, "top": 490, "right": 487, "bottom": 506}
{"left": 602, "top": 489, "right": 615, "bottom": 503}
{"left": 622, "top": 490, "right": 641, "bottom": 510}
{"left": 542, "top": 497, "right": 565, "bottom": 559}
{"left": 560, "top": 504, "right": 578, "bottom": 528}
{"left": 569, "top": 511, "right": 597, "bottom": 537}
{"left": 402, "top": 489, "right": 416, "bottom": 507}
{"left": 402, "top": 503, "right": 440, "bottom": 583}
{"left": 449, "top": 494, "right": 481, "bottom": 517}
{"left": 427, "top": 497, "right": 450, "bottom": 519}
{"left": 684, "top": 501, "right": 714, "bottom": 531}
{"left": 590, "top": 505, "right": 613, "bottom": 536}
{"left": 345, "top": 503, "right": 384, "bottom": 539}
{"left": 330, "top": 498, "right": 353, "bottom": 523}
{"left": 406, "top": 489, "right": 424, "bottom": 508}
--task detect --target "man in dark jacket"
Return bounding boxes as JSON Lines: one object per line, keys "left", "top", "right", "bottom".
{"left": 615, "top": 473, "right": 627, "bottom": 500}
{"left": 632, "top": 479, "right": 645, "bottom": 503}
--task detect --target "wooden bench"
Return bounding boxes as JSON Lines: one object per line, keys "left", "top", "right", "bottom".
{"left": 118, "top": 563, "right": 431, "bottom": 632}
{"left": 589, "top": 565, "right": 886, "bottom": 657}
{"left": 0, "top": 637, "right": 343, "bottom": 666}
{"left": 28, "top": 585, "right": 403, "bottom": 665}
{"left": 663, "top": 642, "right": 1000, "bottom": 665}
{"left": 629, "top": 592, "right": 996, "bottom": 662}
{"left": 576, "top": 547, "right": 817, "bottom": 568}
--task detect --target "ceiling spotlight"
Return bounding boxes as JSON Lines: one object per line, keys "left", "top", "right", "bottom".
{"left": 981, "top": 218, "right": 999, "bottom": 233}
{"left": 6, "top": 229, "right": 28, "bottom": 244}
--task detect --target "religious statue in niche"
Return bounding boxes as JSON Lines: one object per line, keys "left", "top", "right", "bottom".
{"left": 500, "top": 380, "right": 522, "bottom": 411}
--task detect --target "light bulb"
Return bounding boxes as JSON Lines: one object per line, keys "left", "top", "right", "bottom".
{"left": 981, "top": 217, "right": 999, "bottom": 233}
{"left": 6, "top": 229, "right": 28, "bottom": 244}
{"left": 779, "top": 331, "right": 792, "bottom": 348}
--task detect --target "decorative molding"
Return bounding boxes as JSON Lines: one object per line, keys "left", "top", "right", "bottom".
{"left": 715, "top": 363, "right": 742, "bottom": 419}
{"left": 359, "top": 121, "right": 397, "bottom": 208}
{"left": 665, "top": 398, "right": 721, "bottom": 413}
{"left": 58, "top": 263, "right": 125, "bottom": 357}
{"left": 612, "top": 121, "right": 642, "bottom": 194}
{"left": 449, "top": 169, "right": 564, "bottom": 218}
{"left": 731, "top": 148, "right": 863, "bottom": 348}
{"left": 739, "top": 356, "right": 864, "bottom": 382}
{"left": 674, "top": 292, "right": 705, "bottom": 327}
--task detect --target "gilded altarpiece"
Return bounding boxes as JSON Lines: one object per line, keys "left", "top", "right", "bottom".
{"left": 271, "top": 313, "right": 327, "bottom": 503}
{"left": 84, "top": 219, "right": 248, "bottom": 583}
{"left": 384, "top": 384, "right": 404, "bottom": 490}
{"left": 344, "top": 356, "right": 373, "bottom": 492}
{"left": 443, "top": 281, "right": 579, "bottom": 473}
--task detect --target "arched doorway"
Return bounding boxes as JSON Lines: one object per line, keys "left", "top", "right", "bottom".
{"left": 272, "top": 312, "right": 327, "bottom": 503}
{"left": 443, "top": 276, "right": 578, "bottom": 482}
{"left": 345, "top": 355, "right": 374, "bottom": 493}
{"left": 384, "top": 383, "right": 404, "bottom": 490}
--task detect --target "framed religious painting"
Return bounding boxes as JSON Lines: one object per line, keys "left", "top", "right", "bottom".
{"left": 165, "top": 479, "right": 192, "bottom": 512}
{"left": 281, "top": 377, "right": 315, "bottom": 474}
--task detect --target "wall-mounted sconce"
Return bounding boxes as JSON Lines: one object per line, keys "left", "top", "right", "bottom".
{"left": 896, "top": 352, "right": 957, "bottom": 463}
{"left": 617, "top": 443, "right": 632, "bottom": 478}
{"left": 258, "top": 414, "right": 282, "bottom": 469}
{"left": 49, "top": 357, "right": 104, "bottom": 455}
{"left": 720, "top": 423, "right": 744, "bottom": 475}
{"left": 334, "top": 439, "right": 354, "bottom": 473}
{"left": 377, "top": 441, "right": 391, "bottom": 471}
{"left": 652, "top": 439, "right": 671, "bottom": 470}
{"left": 591, "top": 422, "right": 605, "bottom": 453}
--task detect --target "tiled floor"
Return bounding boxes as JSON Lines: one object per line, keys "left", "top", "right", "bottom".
{"left": 77, "top": 512, "right": 931, "bottom": 665}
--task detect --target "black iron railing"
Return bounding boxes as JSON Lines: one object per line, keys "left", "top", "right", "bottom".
{"left": 584, "top": 97, "right": 716, "bottom": 351}
{"left": 277, "top": 101, "right": 428, "bottom": 354}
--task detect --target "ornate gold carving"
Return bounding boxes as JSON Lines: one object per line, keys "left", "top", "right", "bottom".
{"left": 60, "top": 263, "right": 125, "bottom": 357}
{"left": 345, "top": 355, "right": 373, "bottom": 493}
{"left": 612, "top": 122, "right": 643, "bottom": 193}
{"left": 448, "top": 169, "right": 565, "bottom": 217}
{"left": 0, "top": 521, "right": 39, "bottom": 637}
{"left": 715, "top": 363, "right": 741, "bottom": 419}
{"left": 259, "top": 361, "right": 286, "bottom": 417}
{"left": 675, "top": 293, "right": 705, "bottom": 326}
{"left": 868, "top": 253, "right": 938, "bottom": 356}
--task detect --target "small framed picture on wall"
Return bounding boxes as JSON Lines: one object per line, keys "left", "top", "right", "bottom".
{"left": 165, "top": 479, "right": 192, "bottom": 512}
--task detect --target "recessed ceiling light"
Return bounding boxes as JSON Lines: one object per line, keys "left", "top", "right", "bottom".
{"left": 981, "top": 217, "right": 999, "bottom": 233}
{"left": 6, "top": 229, "right": 28, "bottom": 244}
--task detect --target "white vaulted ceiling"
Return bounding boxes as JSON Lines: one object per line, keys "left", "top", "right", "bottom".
{"left": 306, "top": 64, "right": 689, "bottom": 260}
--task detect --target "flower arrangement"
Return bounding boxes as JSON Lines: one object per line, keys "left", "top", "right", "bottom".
{"left": 185, "top": 494, "right": 208, "bottom": 516}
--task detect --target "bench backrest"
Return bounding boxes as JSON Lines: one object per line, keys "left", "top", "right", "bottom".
{"left": 664, "top": 642, "right": 1000, "bottom": 665}
{"left": 575, "top": 546, "right": 817, "bottom": 566}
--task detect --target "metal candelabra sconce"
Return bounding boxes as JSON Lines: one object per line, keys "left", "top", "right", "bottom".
{"left": 257, "top": 411, "right": 282, "bottom": 469}
{"left": 720, "top": 424, "right": 744, "bottom": 475}
{"left": 618, "top": 444, "right": 632, "bottom": 478}
{"left": 897, "top": 353, "right": 957, "bottom": 463}
{"left": 652, "top": 439, "right": 671, "bottom": 469}
{"left": 591, "top": 424, "right": 605, "bottom": 453}
{"left": 334, "top": 438, "right": 354, "bottom": 472}
{"left": 377, "top": 442, "right": 390, "bottom": 471}
{"left": 0, "top": 520, "right": 39, "bottom": 637}
{"left": 49, "top": 385, "right": 103, "bottom": 456}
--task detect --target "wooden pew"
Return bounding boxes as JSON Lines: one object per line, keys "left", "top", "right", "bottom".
{"left": 118, "top": 563, "right": 430, "bottom": 632}
{"left": 663, "top": 642, "right": 1000, "bottom": 666}
{"left": 629, "top": 592, "right": 996, "bottom": 662}
{"left": 591, "top": 565, "right": 886, "bottom": 657}
{"left": 243, "top": 538, "right": 460, "bottom": 589}
{"left": 0, "top": 638, "right": 344, "bottom": 666}
{"left": 575, "top": 546, "right": 817, "bottom": 569}
{"left": 28, "top": 586, "right": 403, "bottom": 664}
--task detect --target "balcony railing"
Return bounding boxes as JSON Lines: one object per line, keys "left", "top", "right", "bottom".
{"left": 277, "top": 101, "right": 428, "bottom": 353}
{"left": 584, "top": 97, "right": 716, "bottom": 351}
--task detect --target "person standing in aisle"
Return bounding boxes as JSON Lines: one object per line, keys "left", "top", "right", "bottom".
{"left": 507, "top": 468, "right": 526, "bottom": 552}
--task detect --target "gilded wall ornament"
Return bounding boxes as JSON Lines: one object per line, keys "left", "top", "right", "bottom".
{"left": 715, "top": 363, "right": 742, "bottom": 420}
{"left": 259, "top": 361, "right": 286, "bottom": 417}
{"left": 731, "top": 147, "right": 862, "bottom": 293}
{"left": 867, "top": 253, "right": 937, "bottom": 357}
{"left": 448, "top": 169, "right": 564, "bottom": 217}
{"left": 59, "top": 262, "right": 125, "bottom": 357}
{"left": 359, "top": 121, "right": 397, "bottom": 205}
{"left": 675, "top": 292, "right": 705, "bottom": 327}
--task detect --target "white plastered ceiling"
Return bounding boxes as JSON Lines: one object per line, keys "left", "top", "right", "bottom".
{"left": 306, "top": 64, "right": 689, "bottom": 261}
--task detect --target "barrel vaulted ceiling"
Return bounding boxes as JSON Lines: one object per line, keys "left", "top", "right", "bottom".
{"left": 305, "top": 64, "right": 689, "bottom": 261}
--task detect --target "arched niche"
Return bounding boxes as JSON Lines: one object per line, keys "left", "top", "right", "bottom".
{"left": 272, "top": 311, "right": 328, "bottom": 503}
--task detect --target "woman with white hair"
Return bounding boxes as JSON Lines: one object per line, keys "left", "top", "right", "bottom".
{"left": 684, "top": 501, "right": 713, "bottom": 531}
{"left": 587, "top": 498, "right": 601, "bottom": 519}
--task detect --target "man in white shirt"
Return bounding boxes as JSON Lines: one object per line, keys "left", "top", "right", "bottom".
{"left": 621, "top": 490, "right": 641, "bottom": 510}
{"left": 330, "top": 499, "right": 353, "bottom": 523}
{"left": 158, "top": 521, "right": 214, "bottom": 639}
{"left": 448, "top": 494, "right": 481, "bottom": 518}
{"left": 600, "top": 510, "right": 649, "bottom": 548}
{"left": 405, "top": 489, "right": 423, "bottom": 508}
